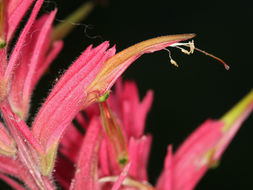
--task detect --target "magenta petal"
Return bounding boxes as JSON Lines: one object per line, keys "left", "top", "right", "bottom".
{"left": 98, "top": 79, "right": 154, "bottom": 179}
{"left": 60, "top": 123, "right": 83, "bottom": 163}
{"left": 4, "top": 0, "right": 44, "bottom": 82}
{"left": 70, "top": 118, "right": 102, "bottom": 190}
{"left": 75, "top": 112, "right": 89, "bottom": 130}
{"left": 45, "top": 42, "right": 110, "bottom": 99}
{"left": 173, "top": 120, "right": 224, "bottom": 190}
{"left": 107, "top": 79, "right": 153, "bottom": 138}
{"left": 0, "top": 105, "right": 46, "bottom": 189}
{"left": 7, "top": 0, "right": 34, "bottom": 41}
{"left": 175, "top": 120, "right": 223, "bottom": 160}
{"left": 8, "top": 10, "right": 57, "bottom": 119}
{"left": 0, "top": 173, "right": 26, "bottom": 190}
{"left": 0, "top": 155, "right": 19, "bottom": 176}
{"left": 156, "top": 145, "right": 173, "bottom": 190}
{"left": 128, "top": 135, "right": 152, "bottom": 181}
{"left": 111, "top": 162, "right": 131, "bottom": 190}
{"left": 0, "top": 49, "right": 7, "bottom": 76}
{"left": 7, "top": 0, "right": 34, "bottom": 42}
{"left": 54, "top": 156, "right": 75, "bottom": 190}
{"left": 99, "top": 139, "right": 110, "bottom": 176}
{"left": 156, "top": 91, "right": 253, "bottom": 190}
{"left": 120, "top": 81, "right": 153, "bottom": 138}
{"left": 100, "top": 136, "right": 122, "bottom": 176}
{"left": 33, "top": 40, "right": 63, "bottom": 89}
{"left": 22, "top": 11, "right": 57, "bottom": 106}
{"left": 1, "top": 104, "right": 44, "bottom": 155}
{"left": 32, "top": 42, "right": 115, "bottom": 152}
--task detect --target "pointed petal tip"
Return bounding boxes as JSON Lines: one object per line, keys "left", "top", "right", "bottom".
{"left": 93, "top": 41, "right": 110, "bottom": 51}
{"left": 167, "top": 144, "right": 173, "bottom": 152}
{"left": 221, "top": 89, "right": 253, "bottom": 131}
{"left": 103, "top": 41, "right": 110, "bottom": 48}
{"left": 112, "top": 162, "right": 131, "bottom": 190}
{"left": 51, "top": 9, "right": 58, "bottom": 16}
{"left": 109, "top": 44, "right": 116, "bottom": 54}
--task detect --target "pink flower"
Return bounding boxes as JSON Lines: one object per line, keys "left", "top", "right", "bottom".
{"left": 0, "top": 0, "right": 33, "bottom": 45}
{"left": 0, "top": 0, "right": 252, "bottom": 190}
{"left": 56, "top": 79, "right": 253, "bottom": 190}
{"left": 0, "top": 0, "right": 63, "bottom": 119}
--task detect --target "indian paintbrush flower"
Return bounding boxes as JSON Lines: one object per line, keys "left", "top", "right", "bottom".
{"left": 0, "top": 0, "right": 252, "bottom": 190}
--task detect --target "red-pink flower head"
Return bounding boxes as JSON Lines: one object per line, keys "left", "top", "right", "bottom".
{"left": 31, "top": 33, "right": 194, "bottom": 176}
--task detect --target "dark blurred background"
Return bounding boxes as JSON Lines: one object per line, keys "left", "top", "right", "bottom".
{"left": 49, "top": 0, "right": 253, "bottom": 189}
{"left": 2, "top": 0, "right": 253, "bottom": 189}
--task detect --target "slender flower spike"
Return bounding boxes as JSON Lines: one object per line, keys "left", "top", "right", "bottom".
{"left": 214, "top": 89, "right": 253, "bottom": 161}
{"left": 70, "top": 118, "right": 102, "bottom": 190}
{"left": 157, "top": 90, "right": 253, "bottom": 190}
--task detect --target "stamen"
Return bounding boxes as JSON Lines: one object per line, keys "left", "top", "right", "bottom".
{"left": 164, "top": 48, "right": 178, "bottom": 67}
{"left": 173, "top": 40, "right": 194, "bottom": 55}
{"left": 169, "top": 40, "right": 229, "bottom": 70}
{"left": 175, "top": 46, "right": 192, "bottom": 55}
{"left": 189, "top": 40, "right": 195, "bottom": 53}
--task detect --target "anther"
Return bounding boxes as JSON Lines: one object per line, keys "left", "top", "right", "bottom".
{"left": 168, "top": 40, "right": 229, "bottom": 70}
{"left": 164, "top": 48, "right": 179, "bottom": 67}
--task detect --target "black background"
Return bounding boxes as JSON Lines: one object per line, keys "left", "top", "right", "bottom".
{"left": 2, "top": 0, "right": 253, "bottom": 189}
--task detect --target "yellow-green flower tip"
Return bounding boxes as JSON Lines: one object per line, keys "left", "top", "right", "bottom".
{"left": 40, "top": 144, "right": 58, "bottom": 176}
{"left": 221, "top": 90, "right": 253, "bottom": 132}
{"left": 0, "top": 141, "right": 17, "bottom": 156}
{"left": 98, "top": 91, "right": 110, "bottom": 102}
{"left": 0, "top": 39, "right": 6, "bottom": 49}
{"left": 118, "top": 154, "right": 128, "bottom": 167}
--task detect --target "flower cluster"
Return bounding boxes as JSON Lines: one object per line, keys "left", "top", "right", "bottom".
{"left": 0, "top": 1, "right": 252, "bottom": 190}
